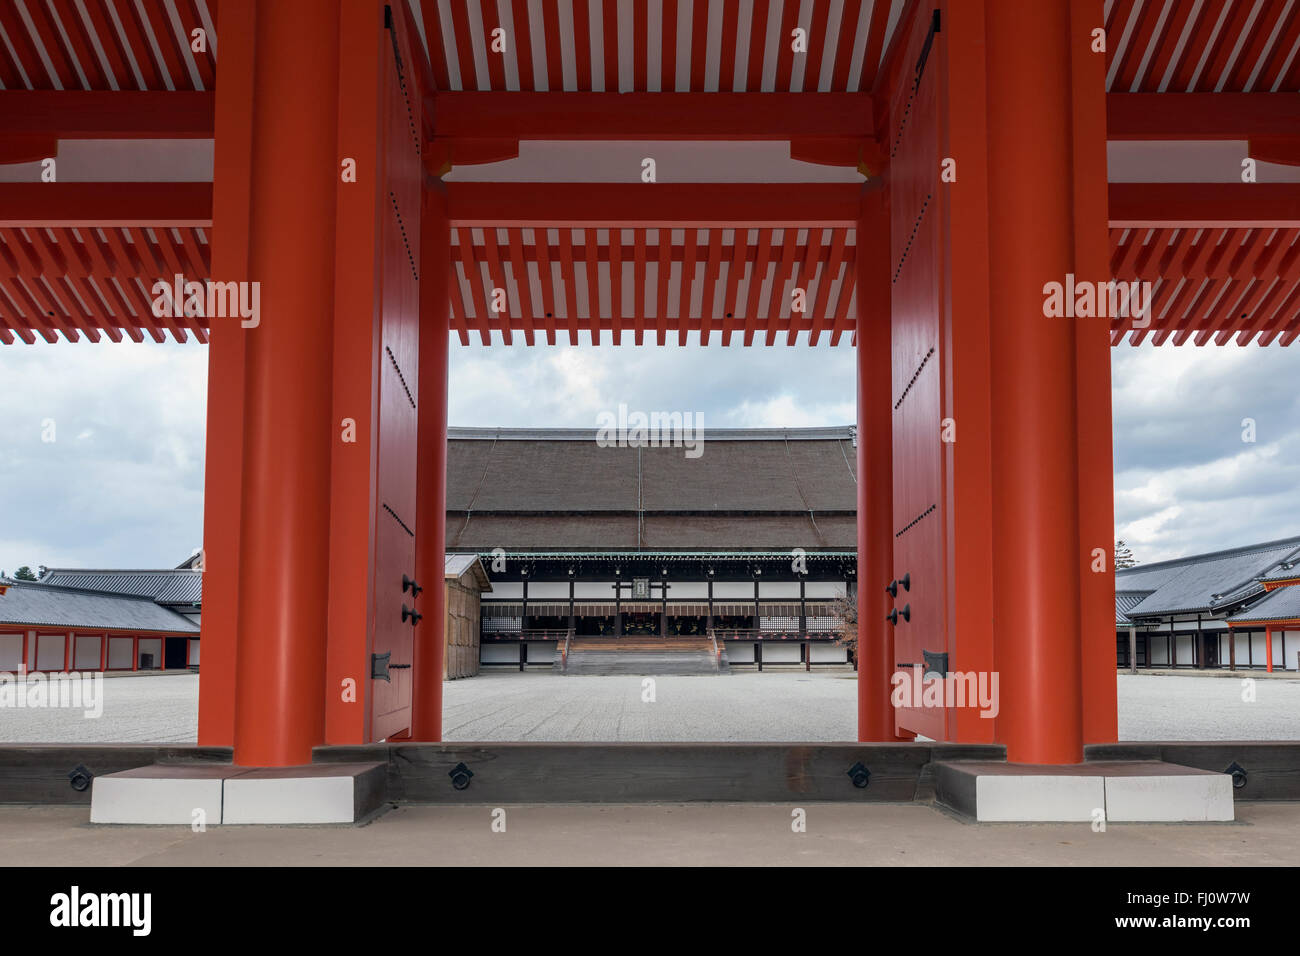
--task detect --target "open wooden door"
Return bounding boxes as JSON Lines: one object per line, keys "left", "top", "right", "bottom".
{"left": 888, "top": 9, "right": 949, "bottom": 742}
{"left": 369, "top": 18, "right": 421, "bottom": 741}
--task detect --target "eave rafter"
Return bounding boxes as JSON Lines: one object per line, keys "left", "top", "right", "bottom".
{"left": 4, "top": 1, "right": 1300, "bottom": 347}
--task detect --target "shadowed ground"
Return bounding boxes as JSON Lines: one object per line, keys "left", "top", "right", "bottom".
{"left": 3, "top": 802, "right": 1298, "bottom": 866}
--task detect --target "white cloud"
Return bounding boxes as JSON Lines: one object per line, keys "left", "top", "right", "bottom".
{"left": 3, "top": 333, "right": 1299, "bottom": 572}
{"left": 0, "top": 340, "right": 206, "bottom": 571}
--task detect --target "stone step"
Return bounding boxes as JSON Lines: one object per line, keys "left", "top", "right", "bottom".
{"left": 91, "top": 761, "right": 388, "bottom": 825}
{"left": 566, "top": 649, "right": 720, "bottom": 676}
{"left": 934, "top": 760, "right": 1234, "bottom": 822}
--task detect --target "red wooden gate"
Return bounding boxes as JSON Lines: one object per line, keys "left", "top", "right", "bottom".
{"left": 370, "top": 26, "right": 422, "bottom": 740}
{"left": 889, "top": 11, "right": 948, "bottom": 741}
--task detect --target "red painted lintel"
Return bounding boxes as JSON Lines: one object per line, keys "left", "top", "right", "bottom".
{"left": 0, "top": 90, "right": 215, "bottom": 138}
{"left": 1108, "top": 182, "right": 1300, "bottom": 229}
{"left": 446, "top": 182, "right": 863, "bottom": 228}
{"left": 430, "top": 91, "right": 874, "bottom": 140}
{"left": 1107, "top": 93, "right": 1300, "bottom": 141}
{"left": 0, "top": 182, "right": 213, "bottom": 227}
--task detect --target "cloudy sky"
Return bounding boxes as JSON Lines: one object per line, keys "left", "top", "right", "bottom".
{"left": 0, "top": 338, "right": 1297, "bottom": 574}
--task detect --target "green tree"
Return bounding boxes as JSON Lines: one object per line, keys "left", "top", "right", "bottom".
{"left": 12, "top": 566, "right": 37, "bottom": 581}
{"left": 1114, "top": 541, "right": 1138, "bottom": 570}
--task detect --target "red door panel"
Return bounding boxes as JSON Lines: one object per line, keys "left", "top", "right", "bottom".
{"left": 888, "top": 8, "right": 948, "bottom": 741}
{"left": 369, "top": 30, "right": 421, "bottom": 741}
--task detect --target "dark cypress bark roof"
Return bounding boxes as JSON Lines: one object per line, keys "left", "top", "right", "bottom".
{"left": 445, "top": 426, "right": 858, "bottom": 551}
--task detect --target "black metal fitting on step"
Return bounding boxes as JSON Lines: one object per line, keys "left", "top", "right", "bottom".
{"left": 1225, "top": 761, "right": 1248, "bottom": 790}
{"left": 67, "top": 764, "right": 93, "bottom": 792}
{"left": 402, "top": 604, "right": 422, "bottom": 625}
{"left": 847, "top": 762, "right": 871, "bottom": 789}
{"left": 449, "top": 762, "right": 474, "bottom": 790}
{"left": 402, "top": 573, "right": 422, "bottom": 597}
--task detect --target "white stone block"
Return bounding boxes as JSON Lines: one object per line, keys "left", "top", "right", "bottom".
{"left": 90, "top": 765, "right": 236, "bottom": 825}
{"left": 1105, "top": 773, "right": 1234, "bottom": 822}
{"left": 974, "top": 774, "right": 1106, "bottom": 822}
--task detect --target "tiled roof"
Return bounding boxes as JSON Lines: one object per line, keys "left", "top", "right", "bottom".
{"left": 1228, "top": 585, "right": 1300, "bottom": 625}
{"left": 0, "top": 581, "right": 199, "bottom": 634}
{"left": 38, "top": 569, "right": 203, "bottom": 606}
{"left": 1115, "top": 591, "right": 1149, "bottom": 626}
{"left": 1118, "top": 535, "right": 1300, "bottom": 617}
{"left": 1259, "top": 560, "right": 1300, "bottom": 584}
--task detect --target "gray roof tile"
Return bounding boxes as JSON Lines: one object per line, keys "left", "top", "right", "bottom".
{"left": 1119, "top": 535, "right": 1300, "bottom": 617}
{"left": 0, "top": 581, "right": 199, "bottom": 633}
{"left": 1228, "top": 585, "right": 1300, "bottom": 624}
{"left": 1115, "top": 591, "right": 1148, "bottom": 625}
{"left": 39, "top": 569, "right": 202, "bottom": 605}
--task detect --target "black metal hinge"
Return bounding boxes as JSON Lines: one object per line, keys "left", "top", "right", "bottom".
{"left": 915, "top": 10, "right": 941, "bottom": 88}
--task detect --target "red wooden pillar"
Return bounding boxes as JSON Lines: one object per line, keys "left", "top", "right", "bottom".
{"left": 231, "top": 0, "right": 341, "bottom": 767}
{"left": 1066, "top": 0, "right": 1119, "bottom": 747}
{"left": 856, "top": 184, "right": 902, "bottom": 741}
{"left": 64, "top": 632, "right": 71, "bottom": 672}
{"left": 99, "top": 632, "right": 107, "bottom": 672}
{"left": 985, "top": 0, "right": 1102, "bottom": 764}
{"left": 411, "top": 183, "right": 451, "bottom": 741}
{"left": 324, "top": 0, "right": 388, "bottom": 746}
{"left": 1265, "top": 626, "right": 1274, "bottom": 673}
{"left": 132, "top": 637, "right": 138, "bottom": 672}
{"left": 197, "top": 0, "right": 256, "bottom": 747}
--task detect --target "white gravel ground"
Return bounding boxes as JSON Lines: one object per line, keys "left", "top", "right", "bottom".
{"left": 1116, "top": 673, "right": 1300, "bottom": 741}
{"left": 443, "top": 671, "right": 860, "bottom": 741}
{"left": 0, "top": 673, "right": 199, "bottom": 743}
{"left": 1, "top": 671, "right": 1297, "bottom": 743}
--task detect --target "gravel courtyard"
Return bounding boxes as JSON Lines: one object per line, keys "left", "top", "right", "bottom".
{"left": 1, "top": 671, "right": 1298, "bottom": 743}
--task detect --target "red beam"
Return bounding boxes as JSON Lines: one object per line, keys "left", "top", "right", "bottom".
{"left": 431, "top": 91, "right": 873, "bottom": 139}
{"left": 1108, "top": 183, "right": 1300, "bottom": 229}
{"left": 447, "top": 183, "right": 862, "bottom": 228}
{"left": 1107, "top": 93, "right": 1300, "bottom": 140}
{"left": 0, "top": 91, "right": 214, "bottom": 138}
{"left": 0, "top": 183, "right": 213, "bottom": 228}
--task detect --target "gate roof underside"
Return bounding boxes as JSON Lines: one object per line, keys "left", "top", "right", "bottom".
{"left": 0, "top": 0, "right": 1297, "bottom": 345}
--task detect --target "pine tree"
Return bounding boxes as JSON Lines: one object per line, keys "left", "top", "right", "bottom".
{"left": 1114, "top": 541, "right": 1138, "bottom": 570}
{"left": 12, "top": 566, "right": 37, "bottom": 581}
